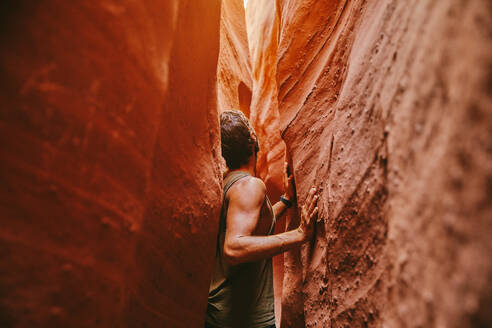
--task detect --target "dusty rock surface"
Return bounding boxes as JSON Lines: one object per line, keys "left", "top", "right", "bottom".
{"left": 246, "top": 0, "right": 492, "bottom": 327}
{"left": 0, "top": 1, "right": 222, "bottom": 327}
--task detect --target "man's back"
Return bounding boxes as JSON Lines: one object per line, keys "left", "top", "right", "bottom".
{"left": 206, "top": 171, "right": 276, "bottom": 328}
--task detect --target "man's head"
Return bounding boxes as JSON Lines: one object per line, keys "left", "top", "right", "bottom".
{"left": 220, "top": 110, "right": 259, "bottom": 170}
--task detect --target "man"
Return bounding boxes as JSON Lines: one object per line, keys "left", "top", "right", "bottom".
{"left": 205, "top": 110, "right": 319, "bottom": 328}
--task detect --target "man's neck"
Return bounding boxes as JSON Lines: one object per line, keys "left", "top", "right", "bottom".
{"left": 230, "top": 159, "right": 256, "bottom": 177}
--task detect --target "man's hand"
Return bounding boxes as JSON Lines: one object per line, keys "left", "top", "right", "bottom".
{"left": 297, "top": 187, "right": 318, "bottom": 241}
{"left": 283, "top": 160, "right": 296, "bottom": 202}
{"left": 223, "top": 178, "right": 319, "bottom": 264}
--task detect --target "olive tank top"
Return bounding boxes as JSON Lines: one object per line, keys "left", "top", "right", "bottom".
{"left": 205, "top": 171, "right": 276, "bottom": 328}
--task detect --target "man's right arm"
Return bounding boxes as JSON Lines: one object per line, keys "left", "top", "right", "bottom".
{"left": 223, "top": 180, "right": 318, "bottom": 265}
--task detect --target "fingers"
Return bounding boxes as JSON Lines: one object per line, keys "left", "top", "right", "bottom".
{"left": 302, "top": 188, "right": 314, "bottom": 210}
{"left": 307, "top": 188, "right": 318, "bottom": 214}
{"left": 307, "top": 186, "right": 316, "bottom": 202}
{"left": 299, "top": 187, "right": 317, "bottom": 225}
{"left": 302, "top": 188, "right": 315, "bottom": 212}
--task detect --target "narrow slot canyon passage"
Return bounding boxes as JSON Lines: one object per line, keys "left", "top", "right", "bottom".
{"left": 0, "top": 0, "right": 491, "bottom": 327}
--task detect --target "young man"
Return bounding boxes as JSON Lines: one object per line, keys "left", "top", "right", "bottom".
{"left": 205, "top": 110, "right": 319, "bottom": 328}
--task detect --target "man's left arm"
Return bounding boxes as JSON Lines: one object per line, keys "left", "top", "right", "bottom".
{"left": 273, "top": 161, "right": 295, "bottom": 218}
{"left": 273, "top": 198, "right": 291, "bottom": 218}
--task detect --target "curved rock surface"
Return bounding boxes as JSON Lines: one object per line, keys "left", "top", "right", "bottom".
{"left": 1, "top": 0, "right": 491, "bottom": 327}
{"left": 246, "top": 0, "right": 492, "bottom": 327}
{"left": 217, "top": 0, "right": 252, "bottom": 116}
{"left": 245, "top": 1, "right": 289, "bottom": 323}
{"left": 0, "top": 1, "right": 222, "bottom": 326}
{"left": 218, "top": 2, "right": 288, "bottom": 322}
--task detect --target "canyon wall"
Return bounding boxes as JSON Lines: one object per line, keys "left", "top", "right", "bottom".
{"left": 0, "top": 1, "right": 222, "bottom": 327}
{"left": 247, "top": 0, "right": 492, "bottom": 327}
{"left": 217, "top": 0, "right": 252, "bottom": 117}
{"left": 218, "top": 1, "right": 287, "bottom": 323}
{"left": 1, "top": 0, "right": 490, "bottom": 327}
{"left": 245, "top": 0, "right": 285, "bottom": 201}
{"left": 245, "top": 1, "right": 287, "bottom": 324}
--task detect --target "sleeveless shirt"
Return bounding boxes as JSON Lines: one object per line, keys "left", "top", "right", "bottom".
{"left": 205, "top": 171, "right": 276, "bottom": 328}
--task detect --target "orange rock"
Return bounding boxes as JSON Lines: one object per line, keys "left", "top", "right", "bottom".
{"left": 0, "top": 1, "right": 222, "bottom": 326}
{"left": 246, "top": 0, "right": 492, "bottom": 327}
{"left": 217, "top": 0, "right": 253, "bottom": 117}
{"left": 245, "top": 1, "right": 287, "bottom": 323}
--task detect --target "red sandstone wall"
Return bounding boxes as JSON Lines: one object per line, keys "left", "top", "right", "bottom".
{"left": 247, "top": 0, "right": 492, "bottom": 327}
{"left": 217, "top": 1, "right": 288, "bottom": 323}
{"left": 0, "top": 1, "right": 222, "bottom": 327}
{"left": 245, "top": 1, "right": 287, "bottom": 324}
{"left": 245, "top": 0, "right": 285, "bottom": 199}
{"left": 217, "top": 0, "right": 253, "bottom": 116}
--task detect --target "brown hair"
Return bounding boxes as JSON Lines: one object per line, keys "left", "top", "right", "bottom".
{"left": 220, "top": 110, "right": 259, "bottom": 170}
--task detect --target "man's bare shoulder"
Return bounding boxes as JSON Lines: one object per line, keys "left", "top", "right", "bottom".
{"left": 228, "top": 176, "right": 266, "bottom": 209}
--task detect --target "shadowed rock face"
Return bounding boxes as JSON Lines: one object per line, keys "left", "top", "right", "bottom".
{"left": 0, "top": 1, "right": 222, "bottom": 327}
{"left": 246, "top": 0, "right": 492, "bottom": 327}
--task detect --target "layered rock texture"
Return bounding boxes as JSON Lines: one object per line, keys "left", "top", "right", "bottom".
{"left": 1, "top": 0, "right": 491, "bottom": 327}
{"left": 0, "top": 1, "right": 222, "bottom": 327}
{"left": 244, "top": 0, "right": 492, "bottom": 327}
{"left": 217, "top": 0, "right": 252, "bottom": 117}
